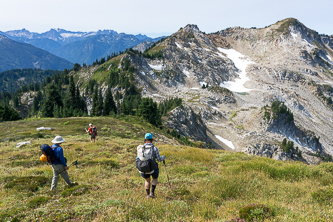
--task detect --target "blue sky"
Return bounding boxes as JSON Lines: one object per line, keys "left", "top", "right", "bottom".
{"left": 1, "top": 0, "right": 332, "bottom": 37}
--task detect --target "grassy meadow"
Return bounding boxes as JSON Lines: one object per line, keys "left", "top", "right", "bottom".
{"left": 1, "top": 116, "right": 333, "bottom": 221}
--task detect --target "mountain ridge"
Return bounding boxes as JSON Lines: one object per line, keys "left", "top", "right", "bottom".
{"left": 0, "top": 34, "right": 73, "bottom": 72}
{"left": 2, "top": 28, "right": 163, "bottom": 64}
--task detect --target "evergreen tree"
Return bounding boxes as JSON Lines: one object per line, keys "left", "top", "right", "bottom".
{"left": 138, "top": 97, "right": 161, "bottom": 126}
{"left": 96, "top": 88, "right": 104, "bottom": 116}
{"left": 41, "top": 82, "right": 62, "bottom": 117}
{"left": 63, "top": 76, "right": 77, "bottom": 113}
{"left": 34, "top": 83, "right": 40, "bottom": 91}
{"left": 14, "top": 96, "right": 19, "bottom": 108}
{"left": 0, "top": 104, "right": 22, "bottom": 121}
{"left": 91, "top": 85, "right": 98, "bottom": 116}
{"left": 53, "top": 104, "right": 60, "bottom": 118}
{"left": 104, "top": 86, "right": 116, "bottom": 115}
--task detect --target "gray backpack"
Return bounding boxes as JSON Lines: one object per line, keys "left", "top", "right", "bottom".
{"left": 135, "top": 144, "right": 157, "bottom": 173}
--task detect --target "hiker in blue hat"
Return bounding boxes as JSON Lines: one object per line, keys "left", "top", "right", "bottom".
{"left": 135, "top": 133, "right": 165, "bottom": 198}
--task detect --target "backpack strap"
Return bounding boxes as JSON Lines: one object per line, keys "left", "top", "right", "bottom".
{"left": 142, "top": 144, "right": 146, "bottom": 157}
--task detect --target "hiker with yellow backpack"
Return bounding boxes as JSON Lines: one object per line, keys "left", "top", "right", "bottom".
{"left": 135, "top": 133, "right": 166, "bottom": 198}
{"left": 40, "top": 136, "right": 77, "bottom": 190}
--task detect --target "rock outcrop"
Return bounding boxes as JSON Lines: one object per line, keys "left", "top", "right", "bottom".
{"left": 163, "top": 104, "right": 207, "bottom": 143}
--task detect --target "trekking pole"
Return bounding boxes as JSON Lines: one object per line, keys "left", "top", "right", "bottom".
{"left": 163, "top": 160, "right": 171, "bottom": 188}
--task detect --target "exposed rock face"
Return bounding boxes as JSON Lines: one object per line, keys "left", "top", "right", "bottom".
{"left": 266, "top": 114, "right": 322, "bottom": 154}
{"left": 243, "top": 142, "right": 302, "bottom": 161}
{"left": 163, "top": 104, "right": 207, "bottom": 143}
{"left": 132, "top": 41, "right": 155, "bottom": 53}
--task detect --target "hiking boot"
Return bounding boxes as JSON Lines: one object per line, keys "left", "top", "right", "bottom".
{"left": 69, "top": 182, "right": 78, "bottom": 187}
{"left": 146, "top": 195, "right": 150, "bottom": 199}
{"left": 149, "top": 192, "right": 155, "bottom": 198}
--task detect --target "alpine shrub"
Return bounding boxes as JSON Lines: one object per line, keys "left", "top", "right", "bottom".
{"left": 27, "top": 196, "right": 50, "bottom": 208}
{"left": 227, "top": 218, "right": 246, "bottom": 222}
{"left": 4, "top": 176, "right": 47, "bottom": 192}
{"left": 61, "top": 185, "right": 92, "bottom": 198}
{"left": 239, "top": 203, "right": 274, "bottom": 221}
{"left": 311, "top": 188, "right": 333, "bottom": 204}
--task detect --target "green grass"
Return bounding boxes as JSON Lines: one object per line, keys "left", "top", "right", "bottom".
{"left": 1, "top": 116, "right": 333, "bottom": 221}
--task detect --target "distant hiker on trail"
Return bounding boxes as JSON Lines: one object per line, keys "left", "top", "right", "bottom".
{"left": 50, "top": 136, "right": 76, "bottom": 190}
{"left": 135, "top": 133, "right": 166, "bottom": 198}
{"left": 85, "top": 123, "right": 97, "bottom": 143}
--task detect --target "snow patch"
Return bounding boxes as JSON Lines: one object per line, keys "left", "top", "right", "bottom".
{"left": 199, "top": 81, "right": 209, "bottom": 86}
{"left": 175, "top": 42, "right": 183, "bottom": 49}
{"left": 206, "top": 122, "right": 217, "bottom": 125}
{"left": 204, "top": 48, "right": 211, "bottom": 51}
{"left": 191, "top": 87, "right": 199, "bottom": 90}
{"left": 215, "top": 135, "right": 235, "bottom": 150}
{"left": 183, "top": 69, "right": 190, "bottom": 77}
{"left": 217, "top": 48, "right": 254, "bottom": 93}
{"left": 327, "top": 55, "right": 332, "bottom": 62}
{"left": 149, "top": 64, "right": 163, "bottom": 71}
{"left": 141, "top": 71, "right": 146, "bottom": 76}
{"left": 152, "top": 94, "right": 166, "bottom": 98}
{"left": 291, "top": 33, "right": 298, "bottom": 41}
{"left": 60, "top": 33, "right": 83, "bottom": 38}
{"left": 211, "top": 106, "right": 218, "bottom": 110}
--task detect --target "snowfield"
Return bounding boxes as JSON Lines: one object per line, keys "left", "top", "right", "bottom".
{"left": 149, "top": 64, "right": 163, "bottom": 71}
{"left": 183, "top": 69, "right": 190, "bottom": 77}
{"left": 291, "top": 33, "right": 298, "bottom": 41}
{"left": 217, "top": 48, "right": 254, "bottom": 92}
{"left": 175, "top": 42, "right": 183, "bottom": 49}
{"left": 215, "top": 135, "right": 235, "bottom": 150}
{"left": 60, "top": 33, "right": 84, "bottom": 38}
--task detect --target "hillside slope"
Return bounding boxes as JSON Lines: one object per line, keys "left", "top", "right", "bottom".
{"left": 0, "top": 35, "right": 73, "bottom": 72}
{"left": 1, "top": 116, "right": 333, "bottom": 221}
{"left": 109, "top": 19, "right": 333, "bottom": 161}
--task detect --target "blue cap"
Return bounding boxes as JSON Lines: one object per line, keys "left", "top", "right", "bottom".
{"left": 145, "top": 133, "right": 153, "bottom": 139}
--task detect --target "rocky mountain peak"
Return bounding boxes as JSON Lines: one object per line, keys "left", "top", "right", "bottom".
{"left": 0, "top": 34, "right": 6, "bottom": 41}
{"left": 183, "top": 24, "right": 201, "bottom": 33}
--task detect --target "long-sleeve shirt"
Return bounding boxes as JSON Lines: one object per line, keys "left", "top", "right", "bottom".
{"left": 51, "top": 144, "right": 67, "bottom": 167}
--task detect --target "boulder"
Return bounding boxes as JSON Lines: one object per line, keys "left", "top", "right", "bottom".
{"left": 36, "top": 127, "right": 52, "bottom": 131}
{"left": 16, "top": 141, "right": 31, "bottom": 148}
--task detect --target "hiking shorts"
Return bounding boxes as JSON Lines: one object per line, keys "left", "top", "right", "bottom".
{"left": 141, "top": 167, "right": 159, "bottom": 179}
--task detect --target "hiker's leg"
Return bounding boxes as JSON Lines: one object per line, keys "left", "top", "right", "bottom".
{"left": 59, "top": 166, "right": 72, "bottom": 185}
{"left": 51, "top": 165, "right": 60, "bottom": 190}
{"left": 144, "top": 177, "right": 151, "bottom": 196}
{"left": 150, "top": 168, "right": 159, "bottom": 196}
{"left": 145, "top": 177, "right": 151, "bottom": 189}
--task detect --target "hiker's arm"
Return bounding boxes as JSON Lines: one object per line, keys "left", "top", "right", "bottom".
{"left": 58, "top": 148, "right": 67, "bottom": 167}
{"left": 154, "top": 147, "right": 165, "bottom": 162}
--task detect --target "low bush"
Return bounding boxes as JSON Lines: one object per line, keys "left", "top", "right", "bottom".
{"left": 61, "top": 185, "right": 94, "bottom": 198}
{"left": 4, "top": 176, "right": 47, "bottom": 192}
{"left": 311, "top": 188, "right": 333, "bottom": 204}
{"left": 27, "top": 196, "right": 50, "bottom": 208}
{"left": 84, "top": 158, "right": 119, "bottom": 168}
{"left": 239, "top": 203, "right": 274, "bottom": 221}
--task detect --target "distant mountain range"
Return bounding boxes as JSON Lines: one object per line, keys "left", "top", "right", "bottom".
{"left": 0, "top": 34, "right": 73, "bottom": 73}
{"left": 1, "top": 28, "right": 163, "bottom": 65}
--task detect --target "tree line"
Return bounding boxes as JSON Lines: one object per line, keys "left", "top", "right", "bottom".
{"left": 0, "top": 58, "right": 182, "bottom": 125}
